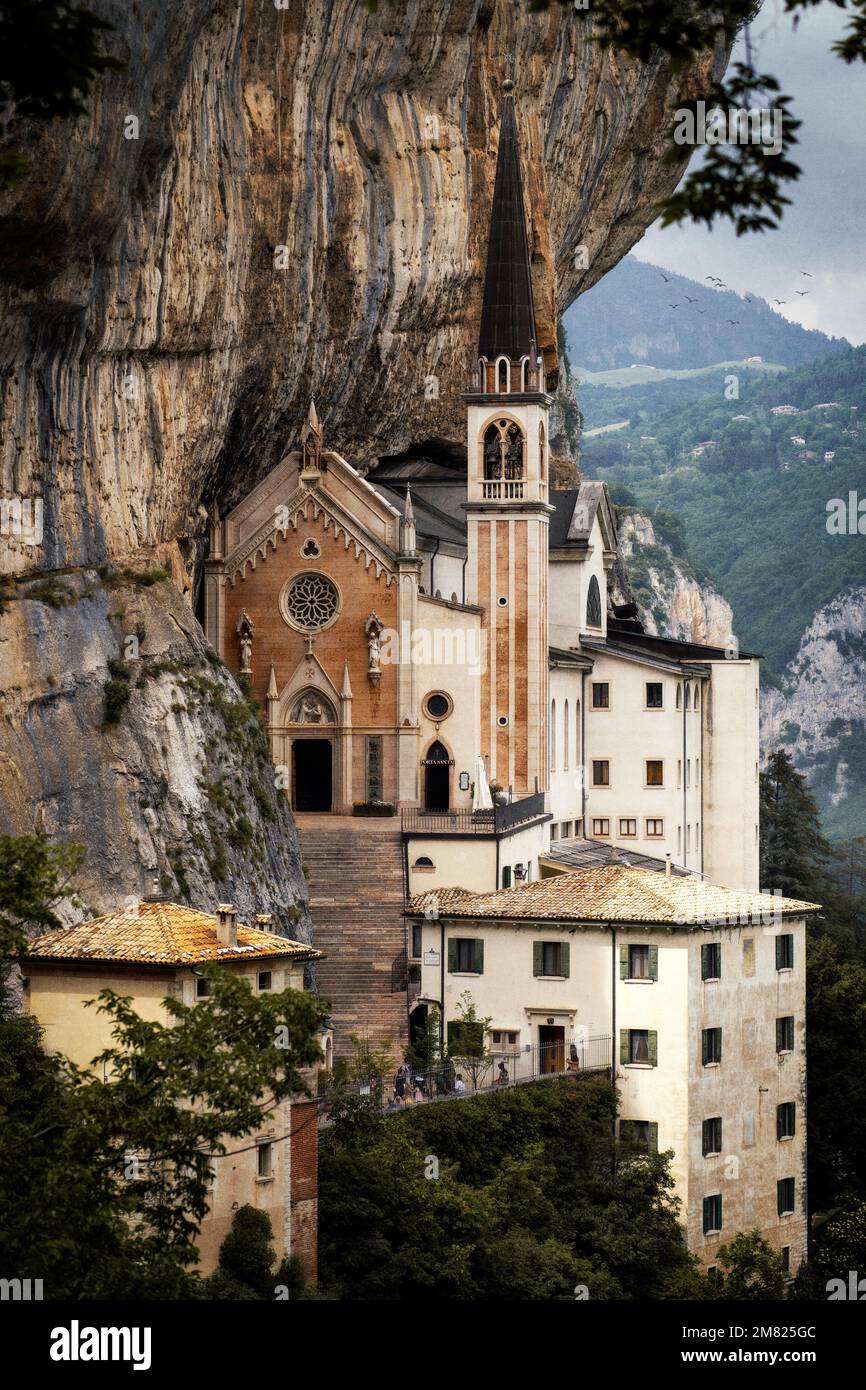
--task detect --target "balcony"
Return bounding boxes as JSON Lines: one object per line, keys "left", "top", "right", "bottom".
{"left": 401, "top": 791, "right": 546, "bottom": 837}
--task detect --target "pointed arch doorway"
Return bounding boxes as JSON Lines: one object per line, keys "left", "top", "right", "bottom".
{"left": 423, "top": 740, "right": 452, "bottom": 811}
{"left": 287, "top": 689, "right": 337, "bottom": 813}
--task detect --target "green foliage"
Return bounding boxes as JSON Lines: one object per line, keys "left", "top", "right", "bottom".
{"left": 0, "top": 834, "right": 84, "bottom": 956}
{"left": 760, "top": 750, "right": 833, "bottom": 903}
{"left": 206, "top": 1205, "right": 276, "bottom": 1299}
{"left": 813, "top": 1197, "right": 866, "bottom": 1280}
{"left": 318, "top": 1077, "right": 703, "bottom": 1300}
{"left": 711, "top": 1231, "right": 787, "bottom": 1299}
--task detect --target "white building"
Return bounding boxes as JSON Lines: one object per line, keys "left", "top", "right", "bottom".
{"left": 407, "top": 867, "right": 816, "bottom": 1271}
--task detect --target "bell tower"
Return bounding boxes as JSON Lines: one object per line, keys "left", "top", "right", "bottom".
{"left": 465, "top": 78, "right": 552, "bottom": 797}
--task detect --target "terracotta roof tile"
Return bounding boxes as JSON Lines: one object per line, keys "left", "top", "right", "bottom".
{"left": 407, "top": 865, "right": 820, "bottom": 926}
{"left": 22, "top": 901, "right": 321, "bottom": 966}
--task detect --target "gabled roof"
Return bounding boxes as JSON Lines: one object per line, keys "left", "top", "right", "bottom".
{"left": 21, "top": 901, "right": 321, "bottom": 967}
{"left": 478, "top": 91, "right": 536, "bottom": 360}
{"left": 407, "top": 865, "right": 819, "bottom": 925}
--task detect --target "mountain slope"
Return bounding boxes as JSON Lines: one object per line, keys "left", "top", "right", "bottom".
{"left": 563, "top": 255, "right": 850, "bottom": 371}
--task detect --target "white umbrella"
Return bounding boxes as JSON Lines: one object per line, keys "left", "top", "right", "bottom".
{"left": 472, "top": 755, "right": 494, "bottom": 812}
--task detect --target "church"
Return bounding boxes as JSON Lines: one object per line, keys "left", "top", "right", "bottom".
{"left": 203, "top": 85, "right": 760, "bottom": 1048}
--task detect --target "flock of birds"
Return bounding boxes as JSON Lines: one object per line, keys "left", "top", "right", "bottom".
{"left": 658, "top": 269, "right": 814, "bottom": 326}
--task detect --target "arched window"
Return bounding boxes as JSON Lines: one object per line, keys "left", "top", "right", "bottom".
{"left": 483, "top": 419, "right": 525, "bottom": 481}
{"left": 564, "top": 699, "right": 570, "bottom": 770}
{"left": 550, "top": 699, "right": 557, "bottom": 773}
{"left": 497, "top": 357, "right": 509, "bottom": 393}
{"left": 676, "top": 684, "right": 682, "bottom": 710}
{"left": 575, "top": 699, "right": 581, "bottom": 766}
{"left": 586, "top": 575, "right": 602, "bottom": 628}
{"left": 538, "top": 421, "right": 546, "bottom": 478}
{"left": 685, "top": 684, "right": 691, "bottom": 710}
{"left": 694, "top": 684, "right": 700, "bottom": 710}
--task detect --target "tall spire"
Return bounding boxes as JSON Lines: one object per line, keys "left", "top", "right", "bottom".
{"left": 478, "top": 79, "right": 537, "bottom": 362}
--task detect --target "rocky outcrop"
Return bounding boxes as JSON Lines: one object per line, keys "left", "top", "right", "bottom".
{"left": 0, "top": 567, "right": 311, "bottom": 935}
{"left": 613, "top": 511, "right": 734, "bottom": 646}
{"left": 0, "top": 0, "right": 725, "bottom": 909}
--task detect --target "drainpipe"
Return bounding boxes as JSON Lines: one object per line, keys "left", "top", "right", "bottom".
{"left": 581, "top": 669, "right": 587, "bottom": 837}
{"left": 429, "top": 536, "right": 441, "bottom": 597}
{"left": 610, "top": 923, "right": 617, "bottom": 1088}
{"left": 440, "top": 916, "right": 446, "bottom": 1055}
{"left": 682, "top": 679, "right": 688, "bottom": 868}
{"left": 700, "top": 680, "right": 705, "bottom": 876}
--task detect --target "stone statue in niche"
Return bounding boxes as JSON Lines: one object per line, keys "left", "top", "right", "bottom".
{"left": 365, "top": 611, "right": 384, "bottom": 685}
{"left": 236, "top": 611, "right": 254, "bottom": 675}
{"left": 290, "top": 692, "right": 331, "bottom": 724}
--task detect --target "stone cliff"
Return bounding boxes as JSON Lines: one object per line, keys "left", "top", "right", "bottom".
{"left": 0, "top": 0, "right": 724, "bottom": 913}
{"left": 612, "top": 510, "right": 734, "bottom": 647}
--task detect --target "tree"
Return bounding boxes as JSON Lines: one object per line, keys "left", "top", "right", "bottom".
{"left": 205, "top": 1205, "right": 277, "bottom": 1300}
{"left": 804, "top": 935, "right": 866, "bottom": 1209}
{"left": 711, "top": 1231, "right": 787, "bottom": 1299}
{"left": 760, "top": 749, "right": 833, "bottom": 903}
{"left": 0, "top": 833, "right": 85, "bottom": 956}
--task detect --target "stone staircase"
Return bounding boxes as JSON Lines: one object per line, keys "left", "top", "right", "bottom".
{"left": 296, "top": 817, "right": 408, "bottom": 1059}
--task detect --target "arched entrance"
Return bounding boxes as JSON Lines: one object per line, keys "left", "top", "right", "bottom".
{"left": 423, "top": 740, "right": 451, "bottom": 811}
{"left": 287, "top": 689, "right": 337, "bottom": 813}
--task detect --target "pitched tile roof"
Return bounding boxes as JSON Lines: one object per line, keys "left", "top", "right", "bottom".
{"left": 21, "top": 901, "right": 321, "bottom": 966}
{"left": 407, "top": 865, "right": 820, "bottom": 926}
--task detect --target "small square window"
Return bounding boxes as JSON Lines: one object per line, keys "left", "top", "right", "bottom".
{"left": 645, "top": 759, "right": 664, "bottom": 787}
{"left": 451, "top": 938, "right": 483, "bottom": 974}
{"left": 257, "top": 1142, "right": 273, "bottom": 1180}
{"left": 629, "top": 1029, "right": 650, "bottom": 1064}
{"left": 257, "top": 970, "right": 272, "bottom": 992}
{"left": 592, "top": 682, "right": 610, "bottom": 710}
{"left": 196, "top": 977, "right": 210, "bottom": 999}
{"left": 592, "top": 759, "right": 610, "bottom": 786}
{"left": 619, "top": 817, "right": 637, "bottom": 837}
{"left": 592, "top": 818, "right": 610, "bottom": 837}
{"left": 645, "top": 818, "right": 664, "bottom": 838}
{"left": 539, "top": 941, "right": 565, "bottom": 977}
{"left": 646, "top": 682, "right": 663, "bottom": 709}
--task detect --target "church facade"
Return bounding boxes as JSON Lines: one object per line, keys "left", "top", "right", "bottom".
{"left": 204, "top": 88, "right": 759, "bottom": 915}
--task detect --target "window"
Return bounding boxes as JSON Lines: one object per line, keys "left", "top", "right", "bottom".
{"left": 257, "top": 970, "right": 272, "bottom": 992}
{"left": 620, "top": 1120, "right": 658, "bottom": 1152}
{"left": 677, "top": 825, "right": 682, "bottom": 856}
{"left": 491, "top": 1030, "right": 519, "bottom": 1049}
{"left": 586, "top": 574, "right": 602, "bottom": 628}
{"left": 411, "top": 923, "right": 423, "bottom": 958}
{"left": 702, "top": 1117, "right": 722, "bottom": 1156}
{"left": 777, "top": 1177, "right": 795, "bottom": 1216}
{"left": 703, "top": 1194, "right": 722, "bottom": 1235}
{"left": 701, "top": 942, "right": 721, "bottom": 981}
{"left": 702, "top": 1027, "right": 722, "bottom": 1065}
{"left": 619, "top": 817, "right": 637, "bottom": 837}
{"left": 645, "top": 759, "right": 664, "bottom": 787}
{"left": 502, "top": 865, "right": 512, "bottom": 888}
{"left": 777, "top": 1102, "right": 796, "bottom": 1140}
{"left": 281, "top": 571, "right": 340, "bottom": 633}
{"left": 694, "top": 685, "right": 700, "bottom": 711}
{"left": 257, "top": 1142, "right": 273, "bottom": 1180}
{"left": 483, "top": 419, "right": 524, "bottom": 479}
{"left": 591, "top": 681, "right": 609, "bottom": 709}
{"left": 534, "top": 941, "right": 570, "bottom": 978}
{"left": 685, "top": 684, "right": 691, "bottom": 710}
{"left": 561, "top": 821, "right": 572, "bottom": 839}
{"left": 646, "top": 682, "right": 663, "bottom": 709}
{"left": 621, "top": 943, "right": 658, "bottom": 981}
{"left": 686, "top": 825, "right": 691, "bottom": 853}
{"left": 686, "top": 758, "right": 691, "bottom": 788}
{"left": 696, "top": 758, "right": 700, "bottom": 785}
{"left": 592, "top": 759, "right": 610, "bottom": 786}
{"left": 677, "top": 758, "right": 682, "bottom": 789}
{"left": 676, "top": 685, "right": 682, "bottom": 710}
{"left": 776, "top": 1016, "right": 795, "bottom": 1053}
{"left": 592, "top": 818, "right": 610, "bottom": 837}
{"left": 550, "top": 699, "right": 557, "bottom": 772}
{"left": 564, "top": 700, "right": 569, "bottom": 769}
{"left": 621, "top": 1028, "right": 657, "bottom": 1066}
{"left": 413, "top": 855, "right": 435, "bottom": 872}
{"left": 645, "top": 818, "right": 664, "bottom": 838}
{"left": 367, "top": 733, "right": 383, "bottom": 800}
{"left": 743, "top": 938, "right": 755, "bottom": 977}
{"left": 781, "top": 1246, "right": 791, "bottom": 1275}
{"left": 424, "top": 692, "right": 452, "bottom": 721}
{"left": 195, "top": 977, "right": 210, "bottom": 999}
{"left": 776, "top": 934, "right": 794, "bottom": 970}
{"left": 448, "top": 938, "right": 484, "bottom": 974}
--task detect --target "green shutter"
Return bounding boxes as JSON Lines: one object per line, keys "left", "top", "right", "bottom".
{"left": 561, "top": 942, "right": 570, "bottom": 979}
{"left": 701, "top": 1029, "right": 708, "bottom": 1065}
{"left": 701, "top": 943, "right": 709, "bottom": 980}
{"left": 702, "top": 1197, "right": 710, "bottom": 1235}
{"left": 716, "top": 1029, "right": 722, "bottom": 1063}
{"left": 620, "top": 1029, "right": 629, "bottom": 1064}
{"left": 649, "top": 945, "right": 658, "bottom": 981}
{"left": 502, "top": 865, "right": 512, "bottom": 889}
{"left": 620, "top": 945, "right": 629, "bottom": 979}
{"left": 473, "top": 939, "right": 484, "bottom": 975}
{"left": 648, "top": 1031, "right": 658, "bottom": 1067}
{"left": 777, "top": 1106, "right": 783, "bottom": 1141}
{"left": 447, "top": 939, "right": 457, "bottom": 973}
{"left": 446, "top": 1020, "right": 458, "bottom": 1049}
{"left": 534, "top": 942, "right": 543, "bottom": 977}
{"left": 648, "top": 1122, "right": 658, "bottom": 1154}
{"left": 775, "top": 936, "right": 783, "bottom": 970}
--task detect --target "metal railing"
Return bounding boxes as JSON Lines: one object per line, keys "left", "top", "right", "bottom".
{"left": 401, "top": 791, "right": 546, "bottom": 837}
{"left": 346, "top": 1036, "right": 612, "bottom": 1110}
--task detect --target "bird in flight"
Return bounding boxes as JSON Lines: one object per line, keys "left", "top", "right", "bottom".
{"left": 727, "top": 319, "right": 740, "bottom": 325}
{"left": 660, "top": 273, "right": 672, "bottom": 282}
{"left": 685, "top": 295, "right": 697, "bottom": 303}
{"left": 773, "top": 299, "right": 786, "bottom": 305}
{"left": 697, "top": 310, "right": 707, "bottom": 315}
{"left": 705, "top": 275, "right": 715, "bottom": 281}
{"left": 801, "top": 271, "right": 813, "bottom": 277}
{"left": 796, "top": 290, "right": 811, "bottom": 296}
{"left": 744, "top": 295, "right": 754, "bottom": 303}
{"left": 669, "top": 304, "right": 680, "bottom": 310}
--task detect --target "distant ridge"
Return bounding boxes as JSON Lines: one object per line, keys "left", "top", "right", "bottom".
{"left": 563, "top": 255, "right": 850, "bottom": 372}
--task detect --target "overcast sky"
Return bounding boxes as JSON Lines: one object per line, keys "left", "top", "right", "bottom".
{"left": 632, "top": 1, "right": 866, "bottom": 345}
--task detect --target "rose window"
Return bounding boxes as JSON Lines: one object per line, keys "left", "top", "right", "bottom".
{"left": 281, "top": 572, "right": 340, "bottom": 632}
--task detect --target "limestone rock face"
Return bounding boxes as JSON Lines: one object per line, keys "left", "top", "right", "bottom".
{"left": 613, "top": 512, "right": 734, "bottom": 647}
{"left": 0, "top": 0, "right": 722, "bottom": 910}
